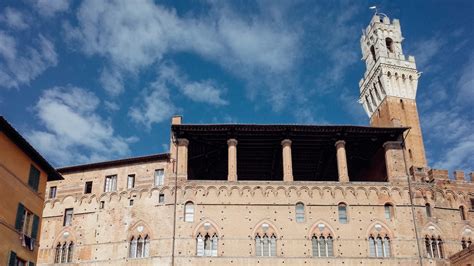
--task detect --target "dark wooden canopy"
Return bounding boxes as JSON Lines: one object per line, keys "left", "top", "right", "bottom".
{"left": 172, "top": 124, "right": 407, "bottom": 182}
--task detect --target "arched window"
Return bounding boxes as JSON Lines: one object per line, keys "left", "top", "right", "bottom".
{"left": 211, "top": 233, "right": 218, "bottom": 256}
{"left": 144, "top": 235, "right": 150, "bottom": 257}
{"left": 338, "top": 203, "right": 348, "bottom": 224}
{"left": 255, "top": 233, "right": 277, "bottom": 257}
{"left": 129, "top": 236, "right": 137, "bottom": 258}
{"left": 369, "top": 235, "right": 376, "bottom": 257}
{"left": 185, "top": 202, "right": 194, "bottom": 222}
{"left": 196, "top": 233, "right": 204, "bottom": 256}
{"left": 425, "top": 203, "right": 432, "bottom": 218}
{"left": 425, "top": 235, "right": 444, "bottom": 259}
{"left": 136, "top": 235, "right": 144, "bottom": 258}
{"left": 54, "top": 243, "right": 61, "bottom": 263}
{"left": 368, "top": 234, "right": 391, "bottom": 257}
{"left": 461, "top": 237, "right": 472, "bottom": 249}
{"left": 61, "top": 242, "right": 67, "bottom": 263}
{"left": 383, "top": 236, "right": 391, "bottom": 257}
{"left": 384, "top": 203, "right": 394, "bottom": 220}
{"left": 460, "top": 206, "right": 466, "bottom": 220}
{"left": 370, "top": 45, "right": 376, "bottom": 61}
{"left": 409, "top": 149, "right": 413, "bottom": 160}
{"left": 67, "top": 242, "right": 74, "bottom": 262}
{"left": 295, "top": 203, "right": 305, "bottom": 223}
{"left": 400, "top": 99, "right": 405, "bottom": 110}
{"left": 385, "top": 38, "right": 393, "bottom": 53}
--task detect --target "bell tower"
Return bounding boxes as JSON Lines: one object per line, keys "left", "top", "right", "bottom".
{"left": 359, "top": 14, "right": 427, "bottom": 168}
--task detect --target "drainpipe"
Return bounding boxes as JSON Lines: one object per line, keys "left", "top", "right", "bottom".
{"left": 401, "top": 129, "right": 423, "bottom": 265}
{"left": 171, "top": 134, "right": 179, "bottom": 266}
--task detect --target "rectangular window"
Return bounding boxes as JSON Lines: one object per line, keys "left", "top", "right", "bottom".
{"left": 27, "top": 165, "right": 40, "bottom": 191}
{"left": 159, "top": 194, "right": 165, "bottom": 204}
{"left": 471, "top": 198, "right": 474, "bottom": 210}
{"left": 104, "top": 175, "right": 117, "bottom": 192}
{"left": 49, "top": 186, "right": 57, "bottom": 199}
{"left": 84, "top": 181, "right": 93, "bottom": 194}
{"left": 99, "top": 201, "right": 105, "bottom": 209}
{"left": 154, "top": 169, "right": 164, "bottom": 186}
{"left": 129, "top": 199, "right": 134, "bottom": 206}
{"left": 127, "top": 175, "right": 135, "bottom": 189}
{"left": 63, "top": 208, "right": 73, "bottom": 226}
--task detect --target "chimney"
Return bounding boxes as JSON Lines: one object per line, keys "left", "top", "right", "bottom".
{"left": 171, "top": 115, "right": 182, "bottom": 125}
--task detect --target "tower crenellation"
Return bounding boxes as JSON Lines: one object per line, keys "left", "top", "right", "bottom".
{"left": 359, "top": 13, "right": 427, "bottom": 168}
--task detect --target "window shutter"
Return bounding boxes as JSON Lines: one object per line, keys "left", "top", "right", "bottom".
{"left": 31, "top": 214, "right": 39, "bottom": 239}
{"left": 15, "top": 203, "right": 25, "bottom": 230}
{"left": 8, "top": 251, "right": 16, "bottom": 266}
{"left": 28, "top": 165, "right": 40, "bottom": 191}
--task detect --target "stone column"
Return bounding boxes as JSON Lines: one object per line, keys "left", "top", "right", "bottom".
{"left": 281, "top": 139, "right": 293, "bottom": 182}
{"left": 335, "top": 140, "right": 349, "bottom": 183}
{"left": 383, "top": 141, "right": 406, "bottom": 182}
{"left": 177, "top": 138, "right": 189, "bottom": 177}
{"left": 227, "top": 139, "right": 238, "bottom": 181}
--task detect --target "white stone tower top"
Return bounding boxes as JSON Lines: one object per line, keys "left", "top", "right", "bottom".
{"left": 358, "top": 14, "right": 420, "bottom": 117}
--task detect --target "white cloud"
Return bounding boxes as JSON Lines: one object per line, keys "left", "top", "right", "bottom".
{"left": 158, "top": 63, "right": 228, "bottom": 106}
{"left": 65, "top": 0, "right": 299, "bottom": 107}
{"left": 182, "top": 81, "right": 228, "bottom": 105}
{"left": 410, "top": 37, "right": 445, "bottom": 72}
{"left": 0, "top": 7, "right": 29, "bottom": 30}
{"left": 129, "top": 81, "right": 177, "bottom": 130}
{"left": 433, "top": 135, "right": 474, "bottom": 171}
{"left": 0, "top": 31, "right": 57, "bottom": 89}
{"left": 99, "top": 67, "right": 124, "bottom": 95}
{"left": 28, "top": 86, "right": 136, "bottom": 166}
{"left": 34, "top": 0, "right": 70, "bottom": 17}
{"left": 456, "top": 52, "right": 474, "bottom": 104}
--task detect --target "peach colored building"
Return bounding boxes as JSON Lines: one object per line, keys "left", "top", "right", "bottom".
{"left": 36, "top": 14, "right": 473, "bottom": 266}
{"left": 0, "top": 116, "right": 62, "bottom": 266}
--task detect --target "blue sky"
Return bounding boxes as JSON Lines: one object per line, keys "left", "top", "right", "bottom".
{"left": 0, "top": 0, "right": 472, "bottom": 174}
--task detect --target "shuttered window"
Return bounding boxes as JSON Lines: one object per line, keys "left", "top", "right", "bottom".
{"left": 63, "top": 208, "right": 73, "bottom": 226}
{"left": 28, "top": 165, "right": 40, "bottom": 191}
{"left": 154, "top": 169, "right": 164, "bottom": 186}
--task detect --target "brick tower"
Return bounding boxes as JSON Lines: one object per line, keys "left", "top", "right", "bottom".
{"left": 359, "top": 13, "right": 427, "bottom": 169}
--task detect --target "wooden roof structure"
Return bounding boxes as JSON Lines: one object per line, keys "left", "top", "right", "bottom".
{"left": 172, "top": 124, "right": 407, "bottom": 182}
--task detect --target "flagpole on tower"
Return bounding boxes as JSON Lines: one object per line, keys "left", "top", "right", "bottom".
{"left": 369, "top": 6, "right": 377, "bottom": 15}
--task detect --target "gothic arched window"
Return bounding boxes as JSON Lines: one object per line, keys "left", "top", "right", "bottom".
{"left": 425, "top": 235, "right": 444, "bottom": 259}
{"left": 255, "top": 233, "right": 277, "bottom": 257}
{"left": 129, "top": 235, "right": 150, "bottom": 258}
{"left": 54, "top": 241, "right": 74, "bottom": 263}
{"left": 461, "top": 237, "right": 472, "bottom": 249}
{"left": 368, "top": 234, "right": 391, "bottom": 257}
